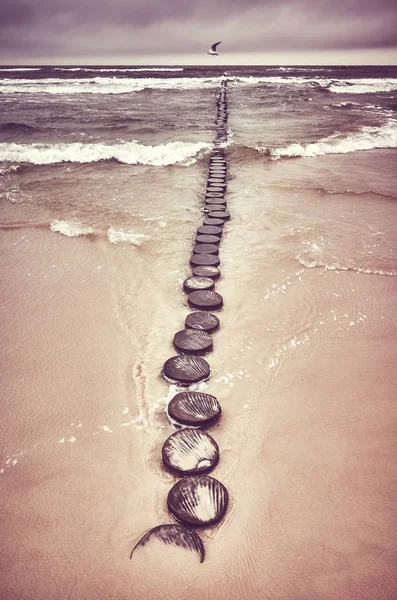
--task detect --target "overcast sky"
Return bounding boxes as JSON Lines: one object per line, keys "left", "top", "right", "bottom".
{"left": 1, "top": 0, "right": 397, "bottom": 64}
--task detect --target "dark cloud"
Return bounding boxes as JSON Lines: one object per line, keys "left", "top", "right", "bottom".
{"left": 0, "top": 0, "right": 35, "bottom": 25}
{"left": 0, "top": 0, "right": 265, "bottom": 28}
{"left": 0, "top": 0, "right": 396, "bottom": 57}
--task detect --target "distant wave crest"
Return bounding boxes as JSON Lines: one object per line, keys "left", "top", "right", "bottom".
{"left": 0, "top": 140, "right": 211, "bottom": 166}
{"left": 52, "top": 67, "right": 184, "bottom": 73}
{"left": 255, "top": 120, "right": 397, "bottom": 159}
{"left": 0, "top": 68, "right": 41, "bottom": 72}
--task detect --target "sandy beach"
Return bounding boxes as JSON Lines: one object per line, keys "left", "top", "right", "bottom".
{"left": 1, "top": 147, "right": 397, "bottom": 599}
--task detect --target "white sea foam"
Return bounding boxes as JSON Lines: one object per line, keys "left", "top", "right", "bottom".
{"left": 226, "top": 75, "right": 333, "bottom": 88}
{"left": 0, "top": 140, "right": 211, "bottom": 166}
{"left": 50, "top": 221, "right": 147, "bottom": 245}
{"left": 229, "top": 75, "right": 306, "bottom": 87}
{"left": 0, "top": 164, "right": 20, "bottom": 175}
{"left": 330, "top": 101, "right": 363, "bottom": 108}
{"left": 50, "top": 220, "right": 94, "bottom": 237}
{"left": 286, "top": 76, "right": 397, "bottom": 95}
{"left": 227, "top": 75, "right": 397, "bottom": 95}
{"left": 257, "top": 120, "right": 397, "bottom": 159}
{"left": 324, "top": 78, "right": 397, "bottom": 94}
{"left": 0, "top": 76, "right": 219, "bottom": 95}
{"left": 1, "top": 68, "right": 41, "bottom": 71}
{"left": 2, "top": 74, "right": 396, "bottom": 96}
{"left": 106, "top": 228, "right": 146, "bottom": 245}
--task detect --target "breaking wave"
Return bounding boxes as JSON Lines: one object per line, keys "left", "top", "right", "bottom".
{"left": 0, "top": 164, "right": 20, "bottom": 176}
{"left": 52, "top": 67, "right": 184, "bottom": 73}
{"left": 256, "top": 120, "right": 397, "bottom": 159}
{"left": 0, "top": 76, "right": 220, "bottom": 95}
{"left": 321, "top": 78, "right": 397, "bottom": 94}
{"left": 1, "top": 74, "right": 396, "bottom": 96}
{"left": 0, "top": 140, "right": 211, "bottom": 166}
{"left": 227, "top": 76, "right": 397, "bottom": 95}
{"left": 331, "top": 101, "right": 362, "bottom": 108}
{"left": 0, "top": 68, "right": 41, "bottom": 72}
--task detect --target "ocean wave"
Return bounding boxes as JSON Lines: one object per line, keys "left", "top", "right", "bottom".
{"left": 276, "top": 76, "right": 397, "bottom": 95}
{"left": 1, "top": 74, "right": 396, "bottom": 96}
{"left": 52, "top": 67, "right": 184, "bottom": 72}
{"left": 225, "top": 75, "right": 337, "bottom": 88}
{"left": 50, "top": 220, "right": 94, "bottom": 237}
{"left": 328, "top": 101, "right": 363, "bottom": 109}
{"left": 0, "top": 185, "right": 30, "bottom": 204}
{"left": 297, "top": 256, "right": 397, "bottom": 277}
{"left": 0, "top": 140, "right": 211, "bottom": 166}
{"left": 324, "top": 78, "right": 397, "bottom": 94}
{"left": 227, "top": 75, "right": 397, "bottom": 95}
{"left": 0, "top": 68, "right": 41, "bottom": 72}
{"left": 0, "top": 76, "right": 220, "bottom": 95}
{"left": 326, "top": 102, "right": 389, "bottom": 116}
{"left": 0, "top": 121, "right": 38, "bottom": 133}
{"left": 256, "top": 120, "right": 397, "bottom": 159}
{"left": 228, "top": 75, "right": 305, "bottom": 87}
{"left": 0, "top": 164, "right": 20, "bottom": 176}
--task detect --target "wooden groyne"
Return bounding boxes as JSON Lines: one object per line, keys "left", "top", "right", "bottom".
{"left": 131, "top": 79, "right": 230, "bottom": 563}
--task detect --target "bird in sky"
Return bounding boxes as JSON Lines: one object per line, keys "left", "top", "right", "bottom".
{"left": 207, "top": 41, "right": 222, "bottom": 56}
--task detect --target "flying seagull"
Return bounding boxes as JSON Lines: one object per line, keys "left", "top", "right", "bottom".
{"left": 207, "top": 41, "right": 222, "bottom": 56}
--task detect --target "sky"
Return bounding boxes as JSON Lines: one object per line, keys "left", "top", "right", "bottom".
{"left": 1, "top": 0, "right": 397, "bottom": 65}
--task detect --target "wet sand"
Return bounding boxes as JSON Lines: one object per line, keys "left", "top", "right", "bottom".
{"left": 1, "top": 153, "right": 397, "bottom": 599}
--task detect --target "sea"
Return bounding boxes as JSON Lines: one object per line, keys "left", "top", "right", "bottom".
{"left": 0, "top": 65, "right": 396, "bottom": 259}
{"left": 1, "top": 65, "right": 397, "bottom": 599}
